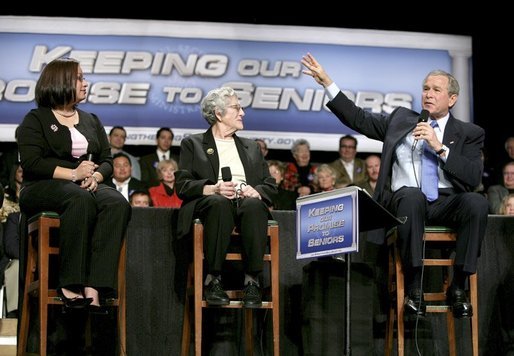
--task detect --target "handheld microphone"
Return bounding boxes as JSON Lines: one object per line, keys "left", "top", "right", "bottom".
{"left": 411, "top": 109, "right": 430, "bottom": 151}
{"left": 87, "top": 153, "right": 93, "bottom": 161}
{"left": 221, "top": 166, "right": 232, "bottom": 182}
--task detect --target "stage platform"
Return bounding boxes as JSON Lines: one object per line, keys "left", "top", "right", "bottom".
{"left": 19, "top": 209, "right": 514, "bottom": 355}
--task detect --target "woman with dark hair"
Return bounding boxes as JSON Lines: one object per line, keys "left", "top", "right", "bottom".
{"left": 17, "top": 57, "right": 131, "bottom": 313}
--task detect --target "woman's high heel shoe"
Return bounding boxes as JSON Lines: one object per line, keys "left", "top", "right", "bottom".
{"left": 57, "top": 288, "right": 93, "bottom": 309}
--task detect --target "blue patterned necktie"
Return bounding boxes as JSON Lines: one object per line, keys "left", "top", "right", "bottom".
{"left": 421, "top": 121, "right": 439, "bottom": 202}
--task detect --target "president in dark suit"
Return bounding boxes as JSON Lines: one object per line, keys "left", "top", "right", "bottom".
{"left": 301, "top": 53, "right": 488, "bottom": 319}
{"left": 175, "top": 86, "right": 277, "bottom": 308}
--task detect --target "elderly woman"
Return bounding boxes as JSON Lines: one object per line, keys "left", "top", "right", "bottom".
{"left": 283, "top": 138, "right": 318, "bottom": 197}
{"left": 314, "top": 164, "right": 337, "bottom": 192}
{"left": 175, "top": 87, "right": 277, "bottom": 307}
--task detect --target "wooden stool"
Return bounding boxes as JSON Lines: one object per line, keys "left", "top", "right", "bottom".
{"left": 17, "top": 211, "right": 127, "bottom": 356}
{"left": 385, "top": 226, "right": 478, "bottom": 356}
{"left": 181, "top": 219, "right": 280, "bottom": 356}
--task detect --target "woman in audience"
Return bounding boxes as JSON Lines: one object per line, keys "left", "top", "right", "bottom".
{"left": 149, "top": 158, "right": 182, "bottom": 208}
{"left": 283, "top": 139, "right": 317, "bottom": 197}
{"left": 268, "top": 160, "right": 296, "bottom": 210}
{"left": 314, "top": 164, "right": 337, "bottom": 192}
{"left": 499, "top": 193, "right": 514, "bottom": 216}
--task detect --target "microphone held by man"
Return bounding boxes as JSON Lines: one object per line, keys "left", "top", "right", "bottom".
{"left": 411, "top": 109, "right": 430, "bottom": 151}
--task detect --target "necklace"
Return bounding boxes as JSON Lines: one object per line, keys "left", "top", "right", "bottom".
{"left": 52, "top": 109, "right": 77, "bottom": 118}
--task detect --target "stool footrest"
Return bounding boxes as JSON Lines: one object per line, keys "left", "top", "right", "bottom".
{"left": 422, "top": 258, "right": 453, "bottom": 266}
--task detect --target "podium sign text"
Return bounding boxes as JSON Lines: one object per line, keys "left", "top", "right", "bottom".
{"left": 296, "top": 188, "right": 359, "bottom": 259}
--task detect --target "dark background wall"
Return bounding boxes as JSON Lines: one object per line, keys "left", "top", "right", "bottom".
{"left": 0, "top": 12, "right": 506, "bottom": 179}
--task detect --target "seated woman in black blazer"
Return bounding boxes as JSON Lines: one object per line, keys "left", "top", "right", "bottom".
{"left": 175, "top": 86, "right": 277, "bottom": 307}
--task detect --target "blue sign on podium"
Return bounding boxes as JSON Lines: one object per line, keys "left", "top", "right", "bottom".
{"left": 296, "top": 187, "right": 360, "bottom": 259}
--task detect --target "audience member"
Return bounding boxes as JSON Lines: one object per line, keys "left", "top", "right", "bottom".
{"left": 497, "top": 191, "right": 514, "bottom": 355}
{"left": 129, "top": 190, "right": 152, "bottom": 207}
{"left": 487, "top": 161, "right": 514, "bottom": 214}
{"left": 491, "top": 136, "right": 514, "bottom": 185}
{"left": 105, "top": 152, "right": 147, "bottom": 201}
{"left": 0, "top": 162, "right": 23, "bottom": 316}
{"left": 108, "top": 126, "right": 142, "bottom": 180}
{"left": 2, "top": 211, "right": 20, "bottom": 317}
{"left": 302, "top": 52, "right": 488, "bottom": 321}
{"left": 0, "top": 162, "right": 22, "bottom": 223}
{"left": 268, "top": 160, "right": 297, "bottom": 210}
{"left": 148, "top": 158, "right": 182, "bottom": 208}
{"left": 283, "top": 139, "right": 317, "bottom": 197}
{"left": 357, "top": 154, "right": 381, "bottom": 196}
{"left": 175, "top": 86, "right": 277, "bottom": 308}
{"left": 505, "top": 137, "right": 514, "bottom": 161}
{"left": 314, "top": 164, "right": 337, "bottom": 192}
{"left": 499, "top": 193, "right": 514, "bottom": 216}
{"left": 140, "top": 127, "right": 177, "bottom": 188}
{"left": 0, "top": 132, "right": 19, "bottom": 188}
{"left": 329, "top": 135, "right": 367, "bottom": 188}
{"left": 255, "top": 138, "right": 269, "bottom": 159}
{"left": 17, "top": 58, "right": 131, "bottom": 324}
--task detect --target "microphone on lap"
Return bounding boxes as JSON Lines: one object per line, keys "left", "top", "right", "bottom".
{"left": 221, "top": 166, "right": 232, "bottom": 182}
{"left": 411, "top": 109, "right": 430, "bottom": 151}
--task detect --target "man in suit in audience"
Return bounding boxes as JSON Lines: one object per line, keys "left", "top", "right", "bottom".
{"left": 302, "top": 52, "right": 488, "bottom": 319}
{"left": 106, "top": 152, "right": 147, "bottom": 201}
{"left": 329, "top": 135, "right": 367, "bottom": 188}
{"left": 108, "top": 126, "right": 142, "bottom": 180}
{"left": 140, "top": 127, "right": 177, "bottom": 187}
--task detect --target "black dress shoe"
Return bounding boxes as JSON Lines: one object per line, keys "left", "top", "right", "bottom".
{"left": 404, "top": 288, "right": 426, "bottom": 317}
{"left": 242, "top": 281, "right": 262, "bottom": 308}
{"left": 447, "top": 286, "right": 473, "bottom": 319}
{"left": 204, "top": 278, "right": 230, "bottom": 306}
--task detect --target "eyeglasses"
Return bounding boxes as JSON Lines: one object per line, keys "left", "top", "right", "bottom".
{"left": 340, "top": 145, "right": 356, "bottom": 149}
{"left": 227, "top": 104, "right": 242, "bottom": 111}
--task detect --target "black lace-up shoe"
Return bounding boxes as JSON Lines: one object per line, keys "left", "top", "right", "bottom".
{"left": 404, "top": 288, "right": 426, "bottom": 317}
{"left": 204, "top": 278, "right": 229, "bottom": 306}
{"left": 242, "top": 281, "right": 262, "bottom": 308}
{"left": 447, "top": 286, "right": 473, "bottom": 319}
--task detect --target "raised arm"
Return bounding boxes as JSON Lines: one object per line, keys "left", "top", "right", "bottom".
{"left": 301, "top": 52, "right": 334, "bottom": 88}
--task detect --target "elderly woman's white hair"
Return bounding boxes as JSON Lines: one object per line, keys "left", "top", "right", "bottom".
{"left": 201, "top": 87, "right": 237, "bottom": 125}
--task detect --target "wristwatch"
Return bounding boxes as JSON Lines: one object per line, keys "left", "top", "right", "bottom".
{"left": 436, "top": 145, "right": 447, "bottom": 156}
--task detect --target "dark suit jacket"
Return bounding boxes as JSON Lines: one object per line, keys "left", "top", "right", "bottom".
{"left": 174, "top": 128, "right": 277, "bottom": 238}
{"left": 105, "top": 177, "right": 148, "bottom": 197}
{"left": 140, "top": 152, "right": 179, "bottom": 188}
{"left": 327, "top": 92, "right": 485, "bottom": 243}
{"left": 17, "top": 107, "right": 113, "bottom": 185}
{"left": 139, "top": 152, "right": 160, "bottom": 188}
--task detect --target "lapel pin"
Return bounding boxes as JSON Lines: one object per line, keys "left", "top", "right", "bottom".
{"left": 207, "top": 148, "right": 214, "bottom": 155}
{"left": 50, "top": 124, "right": 58, "bottom": 132}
